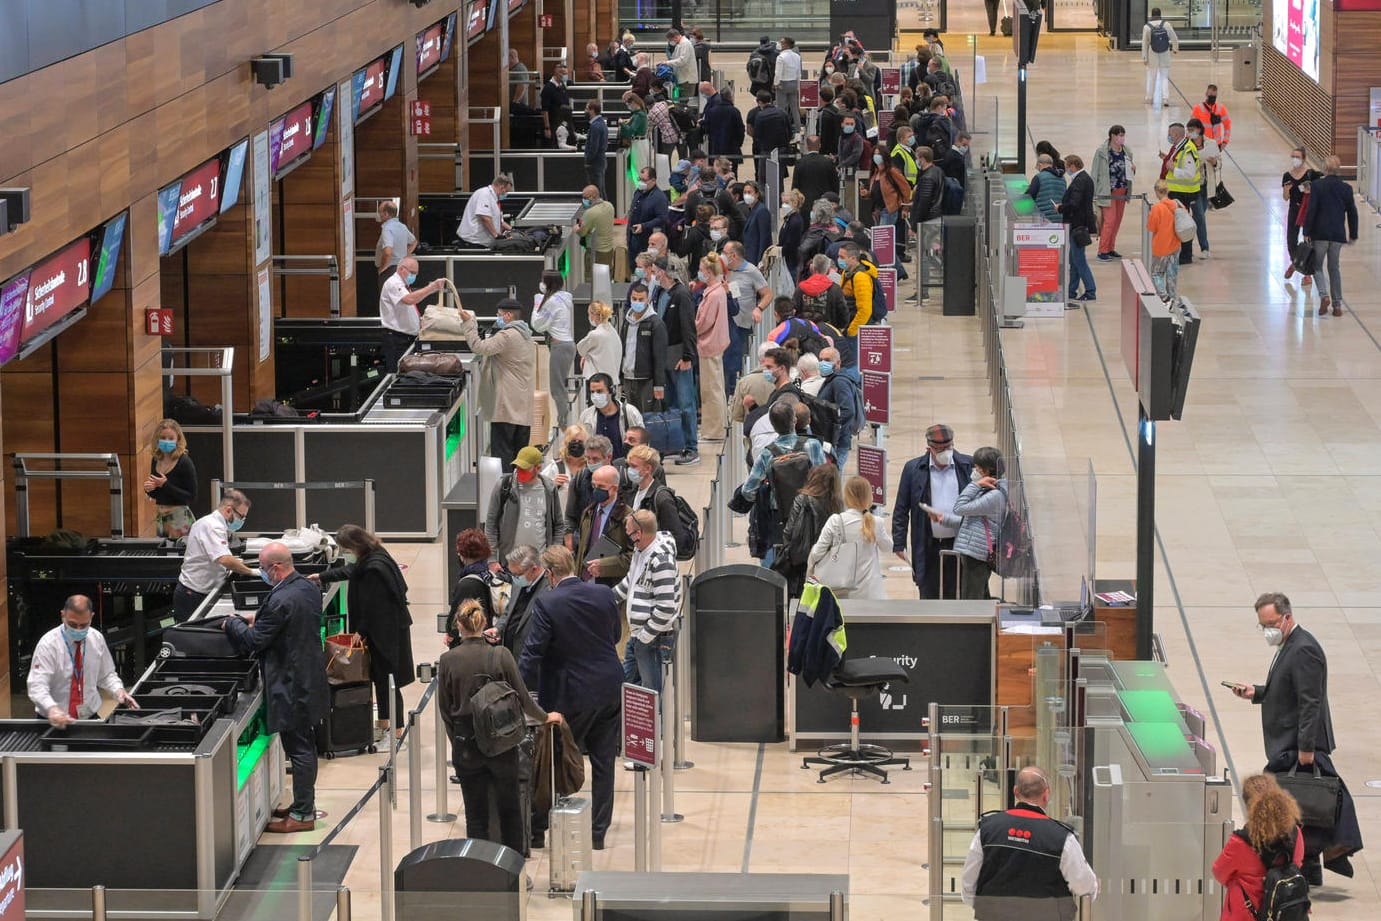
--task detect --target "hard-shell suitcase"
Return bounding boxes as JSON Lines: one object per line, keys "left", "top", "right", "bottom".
{"left": 160, "top": 615, "right": 241, "bottom": 658}
{"left": 547, "top": 726, "right": 592, "bottom": 896}
{"left": 316, "top": 681, "right": 376, "bottom": 758}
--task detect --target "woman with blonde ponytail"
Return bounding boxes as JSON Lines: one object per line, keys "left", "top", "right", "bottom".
{"left": 577, "top": 300, "right": 623, "bottom": 384}
{"left": 808, "top": 475, "right": 892, "bottom": 599}
{"left": 694, "top": 252, "right": 731, "bottom": 437}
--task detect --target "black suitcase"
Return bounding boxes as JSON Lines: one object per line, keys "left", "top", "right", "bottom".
{"left": 316, "top": 681, "right": 376, "bottom": 758}
{"left": 160, "top": 615, "right": 241, "bottom": 658}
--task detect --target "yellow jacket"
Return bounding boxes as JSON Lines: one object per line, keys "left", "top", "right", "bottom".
{"left": 1165, "top": 142, "right": 1201, "bottom": 195}
{"left": 841, "top": 260, "right": 878, "bottom": 334}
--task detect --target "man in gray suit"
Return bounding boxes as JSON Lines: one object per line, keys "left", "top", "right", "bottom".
{"left": 1229, "top": 592, "right": 1363, "bottom": 883}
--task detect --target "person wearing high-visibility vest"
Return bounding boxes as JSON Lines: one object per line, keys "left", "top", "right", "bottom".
{"left": 1161, "top": 121, "right": 1202, "bottom": 264}
{"left": 890, "top": 126, "right": 920, "bottom": 185}
{"left": 1190, "top": 84, "right": 1231, "bottom": 149}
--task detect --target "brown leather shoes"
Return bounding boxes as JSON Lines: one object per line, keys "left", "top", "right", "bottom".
{"left": 1319, "top": 295, "right": 1331, "bottom": 315}
{"left": 1333, "top": 304, "right": 1343, "bottom": 317}
{"left": 265, "top": 816, "right": 315, "bottom": 834}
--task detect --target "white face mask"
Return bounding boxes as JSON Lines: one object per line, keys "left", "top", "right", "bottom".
{"left": 1291, "top": 157, "right": 1303, "bottom": 169}
{"left": 646, "top": 247, "right": 660, "bottom": 258}
{"left": 744, "top": 193, "right": 757, "bottom": 206}
{"left": 538, "top": 282, "right": 547, "bottom": 295}
{"left": 970, "top": 469, "right": 982, "bottom": 484}
{"left": 781, "top": 203, "right": 793, "bottom": 214}
{"left": 1262, "top": 626, "right": 1284, "bottom": 646}
{"left": 709, "top": 229, "right": 724, "bottom": 241}
{"left": 591, "top": 391, "right": 610, "bottom": 408}
{"left": 932, "top": 449, "right": 954, "bottom": 466}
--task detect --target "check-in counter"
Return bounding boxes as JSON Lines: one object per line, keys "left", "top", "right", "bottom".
{"left": 789, "top": 599, "right": 997, "bottom": 750}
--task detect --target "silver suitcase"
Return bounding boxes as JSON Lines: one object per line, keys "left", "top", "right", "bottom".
{"left": 547, "top": 727, "right": 592, "bottom": 896}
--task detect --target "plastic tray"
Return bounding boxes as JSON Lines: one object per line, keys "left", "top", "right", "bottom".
{"left": 153, "top": 656, "right": 260, "bottom": 692}
{"left": 41, "top": 723, "right": 154, "bottom": 752}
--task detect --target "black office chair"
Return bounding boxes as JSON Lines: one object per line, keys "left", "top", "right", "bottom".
{"left": 801, "top": 656, "right": 912, "bottom": 783}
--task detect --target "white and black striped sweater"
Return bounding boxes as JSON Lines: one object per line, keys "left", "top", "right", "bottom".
{"left": 614, "top": 532, "right": 682, "bottom": 645}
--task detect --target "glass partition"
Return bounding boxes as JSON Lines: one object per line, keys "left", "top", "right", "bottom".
{"left": 618, "top": 0, "right": 831, "bottom": 44}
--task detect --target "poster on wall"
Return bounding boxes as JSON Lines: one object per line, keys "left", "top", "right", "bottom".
{"left": 342, "top": 197, "right": 355, "bottom": 282}
{"left": 338, "top": 79, "right": 355, "bottom": 201}
{"left": 1272, "top": 0, "right": 1320, "bottom": 83}
{"left": 257, "top": 266, "right": 272, "bottom": 362}
{"left": 253, "top": 131, "right": 272, "bottom": 266}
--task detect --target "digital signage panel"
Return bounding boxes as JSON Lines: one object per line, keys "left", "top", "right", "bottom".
{"left": 355, "top": 59, "right": 387, "bottom": 120}
{"left": 313, "top": 86, "right": 336, "bottom": 149}
{"left": 220, "top": 138, "right": 249, "bottom": 213}
{"left": 271, "top": 100, "right": 315, "bottom": 176}
{"left": 90, "top": 213, "right": 128, "bottom": 305}
{"left": 170, "top": 157, "right": 222, "bottom": 245}
{"left": 1272, "top": 0, "right": 1320, "bottom": 82}
{"left": 385, "top": 46, "right": 404, "bottom": 100}
{"left": 0, "top": 271, "right": 31, "bottom": 366}
{"left": 441, "top": 12, "right": 457, "bottom": 61}
{"left": 466, "top": 0, "right": 487, "bottom": 41}
{"left": 157, "top": 182, "right": 182, "bottom": 255}
{"left": 22, "top": 237, "right": 93, "bottom": 342}
{"left": 417, "top": 22, "right": 445, "bottom": 75}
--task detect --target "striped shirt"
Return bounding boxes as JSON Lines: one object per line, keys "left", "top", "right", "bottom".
{"left": 614, "top": 532, "right": 682, "bottom": 644}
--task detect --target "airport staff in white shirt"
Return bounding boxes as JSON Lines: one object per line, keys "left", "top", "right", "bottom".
{"left": 173, "top": 489, "right": 259, "bottom": 620}
{"left": 29, "top": 594, "right": 138, "bottom": 727}
{"left": 374, "top": 199, "right": 416, "bottom": 282}
{"left": 378, "top": 256, "right": 445, "bottom": 371}
{"left": 458, "top": 174, "right": 515, "bottom": 247}
{"left": 774, "top": 37, "right": 803, "bottom": 135}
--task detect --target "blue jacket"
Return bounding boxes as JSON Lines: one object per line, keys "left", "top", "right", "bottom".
{"left": 1026, "top": 168, "right": 1067, "bottom": 222}
{"left": 891, "top": 451, "right": 975, "bottom": 587}
{"left": 742, "top": 201, "right": 773, "bottom": 263}
{"left": 702, "top": 100, "right": 745, "bottom": 158}
{"left": 585, "top": 115, "right": 609, "bottom": 165}
{"left": 1302, "top": 175, "right": 1359, "bottom": 243}
{"left": 225, "top": 571, "right": 329, "bottom": 732}
{"left": 627, "top": 185, "right": 669, "bottom": 245}
{"left": 518, "top": 577, "right": 624, "bottom": 713}
{"left": 787, "top": 582, "right": 845, "bottom": 688}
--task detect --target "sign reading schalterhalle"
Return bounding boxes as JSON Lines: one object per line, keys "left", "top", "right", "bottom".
{"left": 23, "top": 237, "right": 92, "bottom": 342}
{"left": 863, "top": 369, "right": 891, "bottom": 425}
{"left": 857, "top": 445, "right": 887, "bottom": 505}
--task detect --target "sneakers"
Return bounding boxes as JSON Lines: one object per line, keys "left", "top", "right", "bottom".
{"left": 674, "top": 449, "right": 701, "bottom": 466}
{"left": 1107, "top": 250, "right": 1123, "bottom": 258}
{"left": 1199, "top": 250, "right": 1211, "bottom": 260}
{"left": 1080, "top": 292, "right": 1097, "bottom": 302}
{"left": 1319, "top": 295, "right": 1332, "bottom": 315}
{"left": 1097, "top": 253, "right": 1113, "bottom": 261}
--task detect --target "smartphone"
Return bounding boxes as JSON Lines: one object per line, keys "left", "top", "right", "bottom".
{"left": 1220, "top": 680, "right": 1238, "bottom": 690}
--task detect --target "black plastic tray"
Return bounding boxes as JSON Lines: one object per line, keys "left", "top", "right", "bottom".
{"left": 41, "top": 723, "right": 154, "bottom": 752}
{"left": 138, "top": 676, "right": 242, "bottom": 709}
{"left": 382, "top": 378, "right": 463, "bottom": 409}
{"left": 153, "top": 656, "right": 260, "bottom": 692}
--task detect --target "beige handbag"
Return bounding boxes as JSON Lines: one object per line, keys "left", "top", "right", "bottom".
{"left": 418, "top": 279, "right": 466, "bottom": 340}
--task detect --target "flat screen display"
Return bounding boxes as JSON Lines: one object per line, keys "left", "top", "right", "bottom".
{"left": 509, "top": 0, "right": 524, "bottom": 11}
{"left": 441, "top": 12, "right": 457, "bottom": 62}
{"left": 314, "top": 86, "right": 336, "bottom": 149}
{"left": 90, "top": 213, "right": 128, "bottom": 305}
{"left": 157, "top": 182, "right": 182, "bottom": 255}
{"left": 466, "top": 0, "right": 486, "bottom": 41}
{"left": 170, "top": 157, "right": 222, "bottom": 245}
{"left": 271, "top": 100, "right": 315, "bottom": 176}
{"left": 355, "top": 59, "right": 387, "bottom": 120}
{"left": 220, "top": 138, "right": 249, "bottom": 213}
{"left": 417, "top": 22, "right": 445, "bottom": 75}
{"left": 385, "top": 46, "right": 404, "bottom": 100}
{"left": 0, "top": 271, "right": 31, "bottom": 366}
{"left": 486, "top": 0, "right": 502, "bottom": 31}
{"left": 22, "top": 237, "right": 92, "bottom": 342}
{"left": 1272, "top": 0, "right": 1320, "bottom": 82}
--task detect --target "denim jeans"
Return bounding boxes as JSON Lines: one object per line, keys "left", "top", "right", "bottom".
{"left": 1193, "top": 187, "right": 1210, "bottom": 252}
{"left": 666, "top": 364, "right": 699, "bottom": 448}
{"left": 623, "top": 633, "right": 675, "bottom": 694}
{"left": 1068, "top": 243, "right": 1095, "bottom": 298}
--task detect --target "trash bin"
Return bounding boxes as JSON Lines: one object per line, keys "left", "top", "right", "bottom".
{"left": 942, "top": 215, "right": 978, "bottom": 316}
{"left": 1232, "top": 46, "right": 1257, "bottom": 92}
{"left": 395, "top": 838, "right": 524, "bottom": 921}
{"left": 690, "top": 564, "right": 787, "bottom": 742}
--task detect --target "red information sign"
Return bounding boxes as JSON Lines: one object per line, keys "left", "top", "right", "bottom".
{"left": 22, "top": 237, "right": 91, "bottom": 342}
{"left": 467, "top": 0, "right": 487, "bottom": 39}
{"left": 0, "top": 831, "right": 22, "bottom": 921}
{"left": 877, "top": 109, "right": 894, "bottom": 140}
{"left": 862, "top": 370, "right": 890, "bottom": 425}
{"left": 410, "top": 100, "right": 433, "bottom": 136}
{"left": 880, "top": 68, "right": 901, "bottom": 93}
{"left": 145, "top": 308, "right": 174, "bottom": 336}
{"left": 800, "top": 81, "right": 819, "bottom": 108}
{"left": 856, "top": 445, "right": 887, "bottom": 505}
{"left": 272, "top": 101, "right": 314, "bottom": 174}
{"left": 539, "top": 13, "right": 554, "bottom": 27}
{"left": 358, "top": 60, "right": 387, "bottom": 113}
{"left": 417, "top": 23, "right": 445, "bottom": 74}
{"left": 170, "top": 158, "right": 221, "bottom": 245}
{"left": 621, "top": 683, "right": 659, "bottom": 768}
{"left": 868, "top": 224, "right": 895, "bottom": 268}
{"left": 858, "top": 325, "right": 892, "bottom": 373}
{"left": 877, "top": 268, "right": 897, "bottom": 315}
{"left": 1017, "top": 247, "right": 1061, "bottom": 300}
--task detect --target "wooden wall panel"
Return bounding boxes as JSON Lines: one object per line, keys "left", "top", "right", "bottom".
{"left": 1262, "top": 47, "right": 1333, "bottom": 164}
{"left": 473, "top": 28, "right": 507, "bottom": 150}
{"left": 419, "top": 54, "right": 462, "bottom": 193}
{"left": 1331, "top": 11, "right": 1381, "bottom": 162}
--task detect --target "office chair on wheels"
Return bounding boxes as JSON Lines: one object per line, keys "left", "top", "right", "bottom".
{"left": 801, "top": 656, "right": 912, "bottom": 783}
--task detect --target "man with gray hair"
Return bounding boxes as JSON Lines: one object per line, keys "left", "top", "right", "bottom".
{"left": 224, "top": 541, "right": 328, "bottom": 833}
{"left": 378, "top": 254, "right": 445, "bottom": 370}
{"left": 458, "top": 173, "right": 514, "bottom": 246}
{"left": 175, "top": 489, "right": 259, "bottom": 620}
{"left": 575, "top": 465, "right": 633, "bottom": 586}
{"left": 961, "top": 765, "right": 1098, "bottom": 918}
{"left": 493, "top": 544, "right": 550, "bottom": 657}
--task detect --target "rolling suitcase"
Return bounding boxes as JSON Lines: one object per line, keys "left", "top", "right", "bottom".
{"left": 160, "top": 615, "right": 241, "bottom": 658}
{"left": 547, "top": 726, "right": 592, "bottom": 896}
{"left": 316, "top": 681, "right": 376, "bottom": 758}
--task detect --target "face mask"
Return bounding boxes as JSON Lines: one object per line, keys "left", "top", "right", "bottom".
{"left": 498, "top": 192, "right": 509, "bottom": 201}
{"left": 763, "top": 368, "right": 776, "bottom": 382}
{"left": 1263, "top": 627, "right": 1284, "bottom": 647}
{"left": 494, "top": 316, "right": 507, "bottom": 329}
{"left": 837, "top": 257, "right": 849, "bottom": 270}
{"left": 227, "top": 514, "right": 245, "bottom": 532}
{"left": 628, "top": 467, "right": 643, "bottom": 484}
{"left": 157, "top": 439, "right": 177, "bottom": 453}
{"left": 591, "top": 391, "right": 610, "bottom": 408}
{"left": 842, "top": 124, "right": 855, "bottom": 134}
{"left": 781, "top": 203, "right": 793, "bottom": 214}
{"left": 824, "top": 66, "right": 835, "bottom": 75}
{"left": 582, "top": 198, "right": 592, "bottom": 208}
{"left": 405, "top": 273, "right": 418, "bottom": 286}
{"left": 1189, "top": 132, "right": 1201, "bottom": 141}
{"left": 698, "top": 270, "right": 710, "bottom": 282}
{"left": 634, "top": 267, "right": 646, "bottom": 280}
{"left": 643, "top": 181, "right": 656, "bottom": 191}
{"left": 538, "top": 282, "right": 548, "bottom": 295}
{"left": 1167, "top": 134, "right": 1175, "bottom": 145}
{"left": 515, "top": 467, "right": 537, "bottom": 484}
{"left": 827, "top": 270, "right": 842, "bottom": 284}
{"left": 1291, "top": 157, "right": 1303, "bottom": 168}
{"left": 260, "top": 567, "right": 274, "bottom": 586}
{"left": 956, "top": 146, "right": 968, "bottom": 155}
{"left": 744, "top": 193, "right": 757, "bottom": 206}
{"left": 647, "top": 247, "right": 660, "bottom": 258}
{"left": 709, "top": 230, "right": 724, "bottom": 242}
{"left": 970, "top": 469, "right": 982, "bottom": 484}
{"left": 592, "top": 487, "right": 611, "bottom": 505}
{"left": 873, "top": 153, "right": 884, "bottom": 165}
{"left": 1206, "top": 94, "right": 1217, "bottom": 105}
{"left": 567, "top": 439, "right": 585, "bottom": 458}
{"left": 932, "top": 449, "right": 953, "bottom": 466}
{"left": 906, "top": 135, "right": 917, "bottom": 147}
{"left": 512, "top": 573, "right": 530, "bottom": 590}
{"left": 342, "top": 551, "right": 358, "bottom": 565}
{"left": 64, "top": 624, "right": 90, "bottom": 643}
{"left": 818, "top": 360, "right": 834, "bottom": 376}
{"left": 629, "top": 299, "right": 648, "bottom": 315}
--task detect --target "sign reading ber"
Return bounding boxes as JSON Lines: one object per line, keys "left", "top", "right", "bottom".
{"left": 620, "top": 683, "right": 659, "bottom": 768}
{"left": 23, "top": 237, "right": 92, "bottom": 342}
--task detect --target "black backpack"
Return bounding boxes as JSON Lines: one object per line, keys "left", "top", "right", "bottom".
{"left": 457, "top": 647, "right": 527, "bottom": 758}
{"left": 1148, "top": 21, "right": 1171, "bottom": 53}
{"left": 923, "top": 115, "right": 952, "bottom": 159}
{"left": 1234, "top": 832, "right": 1310, "bottom": 921}
{"left": 765, "top": 436, "right": 814, "bottom": 512}
{"left": 941, "top": 176, "right": 965, "bottom": 215}
{"left": 779, "top": 318, "right": 830, "bottom": 356}
{"left": 669, "top": 104, "right": 697, "bottom": 133}
{"left": 747, "top": 53, "right": 767, "bottom": 82}
{"left": 655, "top": 485, "right": 700, "bottom": 561}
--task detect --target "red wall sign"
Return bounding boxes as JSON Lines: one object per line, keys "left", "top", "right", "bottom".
{"left": 22, "top": 237, "right": 92, "bottom": 342}
{"left": 273, "top": 101, "right": 315, "bottom": 173}
{"left": 858, "top": 326, "right": 892, "bottom": 373}
{"left": 801, "top": 81, "right": 819, "bottom": 108}
{"left": 539, "top": 13, "right": 554, "bottom": 27}
{"left": 145, "top": 308, "right": 174, "bottom": 336}
{"left": 880, "top": 68, "right": 901, "bottom": 93}
{"left": 0, "top": 832, "right": 23, "bottom": 921}
{"left": 358, "top": 60, "right": 387, "bottom": 113}
{"left": 410, "top": 100, "right": 433, "bottom": 135}
{"left": 170, "top": 158, "right": 221, "bottom": 244}
{"left": 862, "top": 370, "right": 891, "bottom": 425}
{"left": 856, "top": 445, "right": 887, "bottom": 505}
{"left": 621, "top": 683, "right": 659, "bottom": 768}
{"left": 417, "top": 24, "right": 444, "bottom": 73}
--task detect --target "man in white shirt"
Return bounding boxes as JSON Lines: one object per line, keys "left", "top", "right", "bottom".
{"left": 29, "top": 594, "right": 138, "bottom": 727}
{"left": 458, "top": 174, "right": 514, "bottom": 247}
{"left": 665, "top": 29, "right": 698, "bottom": 99}
{"left": 374, "top": 200, "right": 416, "bottom": 282}
{"left": 773, "top": 37, "right": 803, "bottom": 136}
{"left": 174, "top": 489, "right": 259, "bottom": 620}
{"left": 378, "top": 256, "right": 445, "bottom": 371}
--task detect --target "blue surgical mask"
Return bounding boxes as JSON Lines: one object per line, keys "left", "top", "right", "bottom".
{"left": 64, "top": 624, "right": 90, "bottom": 643}
{"left": 260, "top": 566, "right": 274, "bottom": 585}
{"left": 763, "top": 368, "right": 776, "bottom": 382}
{"left": 842, "top": 124, "right": 855, "bottom": 134}
{"left": 405, "top": 273, "right": 418, "bottom": 286}
{"left": 837, "top": 257, "right": 849, "bottom": 270}
{"left": 342, "top": 551, "right": 358, "bottom": 565}
{"left": 157, "top": 439, "right": 177, "bottom": 454}
{"left": 582, "top": 198, "right": 592, "bottom": 208}
{"left": 906, "top": 135, "right": 916, "bottom": 147}
{"left": 819, "top": 360, "right": 834, "bottom": 376}
{"left": 499, "top": 192, "right": 509, "bottom": 201}
{"left": 628, "top": 467, "right": 643, "bottom": 484}
{"left": 697, "top": 270, "right": 710, "bottom": 283}
{"left": 226, "top": 514, "right": 245, "bottom": 532}
{"left": 494, "top": 316, "right": 507, "bottom": 328}
{"left": 512, "top": 573, "right": 530, "bottom": 590}
{"left": 634, "top": 267, "right": 646, "bottom": 280}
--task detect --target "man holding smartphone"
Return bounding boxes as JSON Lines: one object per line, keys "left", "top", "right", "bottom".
{"left": 1227, "top": 592, "right": 1363, "bottom": 884}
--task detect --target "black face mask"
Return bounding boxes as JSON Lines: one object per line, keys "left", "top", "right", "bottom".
{"left": 1205, "top": 94, "right": 1217, "bottom": 105}
{"left": 567, "top": 439, "right": 586, "bottom": 458}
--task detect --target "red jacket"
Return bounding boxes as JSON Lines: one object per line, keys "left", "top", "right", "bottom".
{"left": 1212, "top": 827, "right": 1304, "bottom": 921}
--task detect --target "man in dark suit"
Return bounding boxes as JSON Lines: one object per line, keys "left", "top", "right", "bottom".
{"left": 746, "top": 90, "right": 792, "bottom": 186}
{"left": 494, "top": 544, "right": 552, "bottom": 657}
{"left": 701, "top": 86, "right": 745, "bottom": 162}
{"left": 891, "top": 424, "right": 974, "bottom": 599}
{"left": 584, "top": 100, "right": 609, "bottom": 199}
{"left": 626, "top": 166, "right": 669, "bottom": 264}
{"left": 817, "top": 87, "right": 842, "bottom": 158}
{"left": 1231, "top": 592, "right": 1363, "bottom": 882}
{"left": 792, "top": 135, "right": 841, "bottom": 219}
{"left": 575, "top": 465, "right": 634, "bottom": 587}
{"left": 519, "top": 546, "right": 624, "bottom": 850}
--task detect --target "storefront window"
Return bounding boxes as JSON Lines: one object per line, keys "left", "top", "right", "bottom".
{"left": 618, "top": 0, "right": 832, "bottom": 44}
{"left": 1127, "top": 0, "right": 1258, "bottom": 46}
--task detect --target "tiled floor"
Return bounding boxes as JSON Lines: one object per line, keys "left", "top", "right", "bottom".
{"left": 268, "top": 33, "right": 1380, "bottom": 920}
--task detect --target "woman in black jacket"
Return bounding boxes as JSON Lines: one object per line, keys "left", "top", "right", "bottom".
{"left": 317, "top": 524, "right": 415, "bottom": 738}
{"left": 776, "top": 464, "right": 842, "bottom": 598}
{"left": 144, "top": 419, "right": 198, "bottom": 538}
{"left": 778, "top": 189, "right": 807, "bottom": 280}
{"left": 444, "top": 528, "right": 509, "bottom": 647}
{"left": 1058, "top": 153, "right": 1097, "bottom": 302}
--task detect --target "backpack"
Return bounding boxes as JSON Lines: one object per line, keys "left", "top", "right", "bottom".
{"left": 824, "top": 370, "right": 866, "bottom": 436}
{"left": 669, "top": 104, "right": 697, "bottom": 133}
{"left": 765, "top": 436, "right": 814, "bottom": 512}
{"left": 654, "top": 62, "right": 675, "bottom": 83}
{"left": 492, "top": 230, "right": 540, "bottom": 254}
{"left": 655, "top": 484, "right": 700, "bottom": 561}
{"left": 853, "top": 264, "right": 888, "bottom": 323}
{"left": 941, "top": 176, "right": 965, "bottom": 215}
{"left": 923, "top": 115, "right": 952, "bottom": 159}
{"left": 779, "top": 317, "right": 829, "bottom": 356}
{"left": 464, "top": 647, "right": 528, "bottom": 757}
{"left": 1148, "top": 21, "right": 1171, "bottom": 53}
{"left": 746, "top": 53, "right": 766, "bottom": 82}
{"left": 993, "top": 485, "right": 1033, "bottom": 579}
{"left": 1233, "top": 832, "right": 1310, "bottom": 921}
{"left": 461, "top": 571, "right": 512, "bottom": 623}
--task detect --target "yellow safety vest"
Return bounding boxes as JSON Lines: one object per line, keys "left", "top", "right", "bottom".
{"left": 891, "top": 144, "right": 918, "bottom": 183}
{"left": 1165, "top": 143, "right": 1201, "bottom": 195}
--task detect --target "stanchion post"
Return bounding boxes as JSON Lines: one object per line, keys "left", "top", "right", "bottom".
{"left": 660, "top": 648, "right": 684, "bottom": 823}
{"left": 297, "top": 855, "right": 313, "bottom": 921}
{"left": 633, "top": 768, "right": 648, "bottom": 872}
{"left": 408, "top": 709, "right": 423, "bottom": 851}
{"left": 388, "top": 676, "right": 399, "bottom": 806}
{"left": 379, "top": 766, "right": 395, "bottom": 921}
{"left": 674, "top": 619, "right": 693, "bottom": 769}
{"left": 337, "top": 886, "right": 352, "bottom": 921}
{"left": 649, "top": 757, "right": 663, "bottom": 871}
{"left": 92, "top": 886, "right": 107, "bottom": 921}
{"left": 428, "top": 685, "right": 457, "bottom": 822}
{"left": 580, "top": 889, "right": 598, "bottom": 921}
{"left": 829, "top": 889, "right": 845, "bottom": 921}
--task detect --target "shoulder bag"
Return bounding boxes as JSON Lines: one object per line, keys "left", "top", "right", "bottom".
{"left": 813, "top": 515, "right": 862, "bottom": 592}
{"left": 1272, "top": 761, "right": 1341, "bottom": 828}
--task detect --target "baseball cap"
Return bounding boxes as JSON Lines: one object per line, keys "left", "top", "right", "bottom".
{"left": 513, "top": 446, "right": 544, "bottom": 470}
